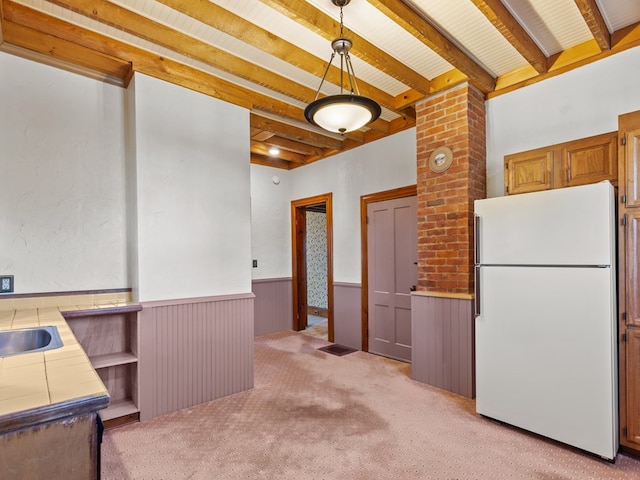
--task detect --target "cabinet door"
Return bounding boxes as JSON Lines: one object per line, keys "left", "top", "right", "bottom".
{"left": 619, "top": 111, "right": 640, "bottom": 454}
{"left": 559, "top": 132, "right": 617, "bottom": 188}
{"left": 505, "top": 149, "right": 552, "bottom": 195}
{"left": 625, "top": 128, "right": 640, "bottom": 208}
{"left": 626, "top": 328, "right": 640, "bottom": 446}
{"left": 626, "top": 211, "right": 640, "bottom": 327}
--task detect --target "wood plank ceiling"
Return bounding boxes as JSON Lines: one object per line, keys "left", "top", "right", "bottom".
{"left": 1, "top": 0, "right": 639, "bottom": 169}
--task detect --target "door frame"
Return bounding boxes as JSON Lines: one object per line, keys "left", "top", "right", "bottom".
{"left": 291, "top": 193, "right": 334, "bottom": 342}
{"left": 360, "top": 185, "right": 417, "bottom": 351}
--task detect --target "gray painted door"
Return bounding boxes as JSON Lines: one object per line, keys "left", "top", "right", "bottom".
{"left": 367, "top": 196, "right": 417, "bottom": 362}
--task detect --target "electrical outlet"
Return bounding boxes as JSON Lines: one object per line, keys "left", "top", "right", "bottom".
{"left": 252, "top": 260, "right": 258, "bottom": 268}
{"left": 0, "top": 275, "right": 14, "bottom": 293}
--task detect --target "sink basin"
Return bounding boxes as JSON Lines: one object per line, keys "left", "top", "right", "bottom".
{"left": 0, "top": 326, "right": 64, "bottom": 357}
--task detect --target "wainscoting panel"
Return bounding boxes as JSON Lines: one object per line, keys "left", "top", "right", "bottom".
{"left": 334, "top": 282, "right": 362, "bottom": 350}
{"left": 138, "top": 293, "right": 255, "bottom": 421}
{"left": 411, "top": 293, "right": 475, "bottom": 398}
{"left": 252, "top": 278, "right": 292, "bottom": 336}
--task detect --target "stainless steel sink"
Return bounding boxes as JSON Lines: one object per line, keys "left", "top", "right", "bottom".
{"left": 0, "top": 326, "right": 64, "bottom": 357}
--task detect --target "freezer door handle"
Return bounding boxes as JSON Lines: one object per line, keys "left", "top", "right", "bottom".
{"left": 474, "top": 214, "right": 480, "bottom": 265}
{"left": 474, "top": 266, "right": 481, "bottom": 317}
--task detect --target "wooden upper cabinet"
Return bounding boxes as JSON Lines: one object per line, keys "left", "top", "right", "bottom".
{"left": 505, "top": 132, "right": 617, "bottom": 195}
{"left": 505, "top": 149, "right": 553, "bottom": 195}
{"left": 625, "top": 128, "right": 640, "bottom": 209}
{"left": 559, "top": 132, "right": 617, "bottom": 188}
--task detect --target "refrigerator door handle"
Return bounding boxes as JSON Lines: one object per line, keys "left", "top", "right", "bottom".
{"left": 474, "top": 214, "right": 481, "bottom": 317}
{"left": 474, "top": 214, "right": 480, "bottom": 266}
{"left": 474, "top": 266, "right": 481, "bottom": 317}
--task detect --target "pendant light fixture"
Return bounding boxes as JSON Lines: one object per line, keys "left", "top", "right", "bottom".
{"left": 304, "top": 0, "right": 381, "bottom": 134}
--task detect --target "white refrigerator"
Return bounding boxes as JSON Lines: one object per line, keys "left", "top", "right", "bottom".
{"left": 474, "top": 181, "right": 618, "bottom": 460}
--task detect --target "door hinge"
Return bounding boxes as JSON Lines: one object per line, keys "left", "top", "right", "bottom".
{"left": 506, "top": 185, "right": 509, "bottom": 194}
{"left": 623, "top": 215, "right": 627, "bottom": 226}
{"left": 622, "top": 333, "right": 627, "bottom": 342}
{"left": 622, "top": 135, "right": 627, "bottom": 146}
{"left": 623, "top": 427, "right": 628, "bottom": 437}
{"left": 623, "top": 312, "right": 627, "bottom": 321}
{"left": 622, "top": 194, "right": 627, "bottom": 204}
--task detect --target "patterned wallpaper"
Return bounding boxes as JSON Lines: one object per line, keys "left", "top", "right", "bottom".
{"left": 306, "top": 211, "right": 327, "bottom": 309}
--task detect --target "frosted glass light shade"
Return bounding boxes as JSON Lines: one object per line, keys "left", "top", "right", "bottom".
{"left": 304, "top": 94, "right": 381, "bottom": 134}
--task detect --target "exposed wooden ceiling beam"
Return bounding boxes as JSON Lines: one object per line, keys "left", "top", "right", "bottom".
{"left": 366, "top": 0, "right": 495, "bottom": 94}
{"left": 470, "top": 0, "right": 548, "bottom": 74}
{"left": 612, "top": 21, "right": 640, "bottom": 49}
{"left": 250, "top": 142, "right": 307, "bottom": 164}
{"left": 491, "top": 20, "right": 640, "bottom": 98}
{"left": 574, "top": 0, "right": 611, "bottom": 51}
{"left": 259, "top": 0, "right": 431, "bottom": 96}
{"left": 2, "top": 0, "right": 253, "bottom": 108}
{"left": 428, "top": 69, "right": 470, "bottom": 95}
{"left": 47, "top": 0, "right": 317, "bottom": 103}
{"left": 154, "top": 0, "right": 404, "bottom": 114}
{"left": 251, "top": 130, "right": 275, "bottom": 142}
{"left": 250, "top": 114, "right": 344, "bottom": 151}
{"left": 4, "top": 1, "right": 392, "bottom": 138}
{"left": 264, "top": 136, "right": 325, "bottom": 157}
{"left": 1, "top": 20, "right": 131, "bottom": 80}
{"left": 250, "top": 154, "right": 293, "bottom": 170}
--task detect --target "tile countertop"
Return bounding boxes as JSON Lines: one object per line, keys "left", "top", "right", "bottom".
{"left": 0, "top": 307, "right": 109, "bottom": 435}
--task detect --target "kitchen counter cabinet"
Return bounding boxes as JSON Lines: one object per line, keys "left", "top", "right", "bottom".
{"left": 625, "top": 327, "right": 640, "bottom": 448}
{"left": 0, "top": 411, "right": 100, "bottom": 480}
{"left": 0, "top": 307, "right": 109, "bottom": 479}
{"left": 63, "top": 305, "right": 141, "bottom": 427}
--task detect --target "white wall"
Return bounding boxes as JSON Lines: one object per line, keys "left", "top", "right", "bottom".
{"left": 486, "top": 46, "right": 640, "bottom": 197}
{"left": 0, "top": 53, "right": 252, "bottom": 300}
{"left": 250, "top": 127, "right": 417, "bottom": 284}
{"left": 0, "top": 52, "right": 127, "bottom": 293}
{"left": 250, "top": 166, "right": 292, "bottom": 279}
{"left": 131, "top": 74, "right": 252, "bottom": 302}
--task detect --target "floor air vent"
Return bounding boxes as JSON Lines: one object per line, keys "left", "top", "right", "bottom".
{"left": 318, "top": 344, "right": 357, "bottom": 356}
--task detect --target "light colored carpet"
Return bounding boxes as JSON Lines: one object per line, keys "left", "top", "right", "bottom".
{"left": 300, "top": 316, "right": 328, "bottom": 340}
{"left": 102, "top": 331, "right": 640, "bottom": 479}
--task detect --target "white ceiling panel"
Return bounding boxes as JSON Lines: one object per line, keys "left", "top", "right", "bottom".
{"left": 216, "top": 0, "right": 412, "bottom": 96}
{"left": 502, "top": 0, "right": 593, "bottom": 56}
{"left": 596, "top": 0, "right": 640, "bottom": 32}
{"left": 6, "top": 0, "right": 639, "bottom": 169}
{"left": 405, "top": 0, "right": 527, "bottom": 77}
{"left": 307, "top": 0, "right": 454, "bottom": 81}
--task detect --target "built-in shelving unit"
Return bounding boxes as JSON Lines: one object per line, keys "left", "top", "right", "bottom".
{"left": 63, "top": 305, "right": 141, "bottom": 427}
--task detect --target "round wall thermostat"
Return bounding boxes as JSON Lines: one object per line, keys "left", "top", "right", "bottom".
{"left": 429, "top": 146, "right": 454, "bottom": 173}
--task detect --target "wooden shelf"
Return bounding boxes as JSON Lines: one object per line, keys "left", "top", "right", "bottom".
{"left": 66, "top": 309, "right": 140, "bottom": 426}
{"left": 100, "top": 399, "right": 138, "bottom": 422}
{"left": 90, "top": 352, "right": 137, "bottom": 369}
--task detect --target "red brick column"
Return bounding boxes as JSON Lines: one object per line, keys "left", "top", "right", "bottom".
{"left": 416, "top": 84, "right": 486, "bottom": 293}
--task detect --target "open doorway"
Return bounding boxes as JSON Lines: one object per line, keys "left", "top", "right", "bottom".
{"left": 291, "top": 193, "right": 333, "bottom": 342}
